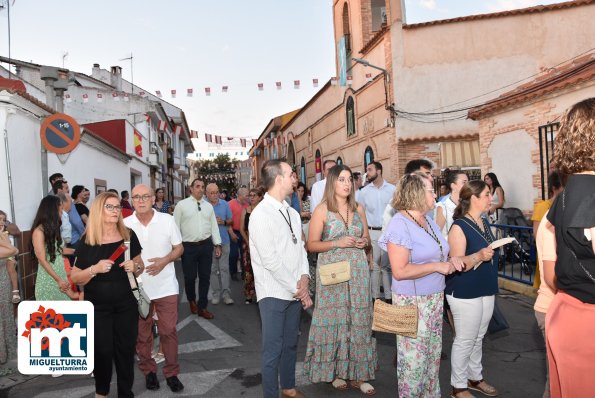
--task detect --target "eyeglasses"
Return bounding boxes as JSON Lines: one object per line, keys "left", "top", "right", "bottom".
{"left": 426, "top": 189, "right": 436, "bottom": 194}
{"left": 197, "top": 202, "right": 201, "bottom": 212}
{"left": 104, "top": 204, "right": 122, "bottom": 212}
{"left": 131, "top": 194, "right": 153, "bottom": 202}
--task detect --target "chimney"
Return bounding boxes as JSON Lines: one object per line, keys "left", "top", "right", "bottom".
{"left": 54, "top": 78, "right": 69, "bottom": 113}
{"left": 92, "top": 63, "right": 101, "bottom": 79}
{"left": 40, "top": 66, "right": 59, "bottom": 110}
{"left": 110, "top": 65, "right": 122, "bottom": 91}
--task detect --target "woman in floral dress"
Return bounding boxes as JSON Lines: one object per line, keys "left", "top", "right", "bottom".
{"left": 304, "top": 165, "right": 377, "bottom": 395}
{"left": 32, "top": 195, "right": 75, "bottom": 301}
{"left": 0, "top": 232, "right": 18, "bottom": 365}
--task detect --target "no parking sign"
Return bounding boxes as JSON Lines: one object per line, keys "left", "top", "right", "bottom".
{"left": 40, "top": 113, "right": 81, "bottom": 154}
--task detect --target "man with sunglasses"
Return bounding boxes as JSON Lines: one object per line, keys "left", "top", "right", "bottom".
{"left": 125, "top": 184, "right": 185, "bottom": 393}
{"left": 174, "top": 179, "right": 222, "bottom": 319}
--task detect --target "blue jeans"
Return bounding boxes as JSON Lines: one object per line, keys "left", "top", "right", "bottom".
{"left": 181, "top": 242, "right": 214, "bottom": 309}
{"left": 258, "top": 297, "right": 302, "bottom": 398}
{"left": 229, "top": 230, "right": 243, "bottom": 275}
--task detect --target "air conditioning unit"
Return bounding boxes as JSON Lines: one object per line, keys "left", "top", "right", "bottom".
{"left": 149, "top": 142, "right": 158, "bottom": 154}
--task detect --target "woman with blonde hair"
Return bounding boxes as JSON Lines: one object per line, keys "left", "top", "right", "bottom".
{"left": 545, "top": 97, "right": 595, "bottom": 398}
{"left": 304, "top": 164, "right": 377, "bottom": 395}
{"left": 379, "top": 172, "right": 463, "bottom": 397}
{"left": 71, "top": 192, "right": 144, "bottom": 398}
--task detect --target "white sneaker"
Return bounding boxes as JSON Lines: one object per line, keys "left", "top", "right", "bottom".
{"left": 223, "top": 296, "right": 234, "bottom": 305}
{"left": 211, "top": 297, "right": 220, "bottom": 305}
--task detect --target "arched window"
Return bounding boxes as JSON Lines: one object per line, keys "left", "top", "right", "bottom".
{"left": 315, "top": 149, "right": 322, "bottom": 180}
{"left": 346, "top": 96, "right": 356, "bottom": 137}
{"left": 364, "top": 146, "right": 374, "bottom": 168}
{"left": 287, "top": 141, "right": 296, "bottom": 167}
{"left": 300, "top": 157, "right": 306, "bottom": 183}
{"left": 336, "top": 157, "right": 343, "bottom": 166}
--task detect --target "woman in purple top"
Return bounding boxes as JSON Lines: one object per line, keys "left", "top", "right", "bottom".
{"left": 379, "top": 172, "right": 464, "bottom": 398}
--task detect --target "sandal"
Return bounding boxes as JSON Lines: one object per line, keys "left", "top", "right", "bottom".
{"left": 350, "top": 381, "right": 376, "bottom": 396}
{"left": 452, "top": 387, "right": 476, "bottom": 398}
{"left": 12, "top": 290, "right": 21, "bottom": 304}
{"left": 331, "top": 378, "right": 348, "bottom": 390}
{"left": 468, "top": 379, "right": 498, "bottom": 396}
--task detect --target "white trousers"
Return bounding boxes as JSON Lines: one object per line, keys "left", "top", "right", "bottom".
{"left": 369, "top": 229, "right": 391, "bottom": 300}
{"left": 446, "top": 294, "right": 495, "bottom": 388}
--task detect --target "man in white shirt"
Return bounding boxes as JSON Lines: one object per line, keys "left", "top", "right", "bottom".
{"left": 309, "top": 159, "right": 336, "bottom": 212}
{"left": 249, "top": 160, "right": 311, "bottom": 398}
{"left": 358, "top": 161, "right": 395, "bottom": 302}
{"left": 125, "top": 184, "right": 185, "bottom": 393}
{"left": 174, "top": 179, "right": 222, "bottom": 320}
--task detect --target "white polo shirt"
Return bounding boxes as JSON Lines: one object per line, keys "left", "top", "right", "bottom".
{"left": 124, "top": 210, "right": 183, "bottom": 300}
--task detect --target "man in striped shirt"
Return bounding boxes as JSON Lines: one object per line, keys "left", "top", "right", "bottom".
{"left": 249, "top": 160, "right": 311, "bottom": 398}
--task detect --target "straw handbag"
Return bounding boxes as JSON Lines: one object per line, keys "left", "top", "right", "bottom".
{"left": 372, "top": 298, "right": 418, "bottom": 338}
{"left": 319, "top": 260, "right": 350, "bottom": 286}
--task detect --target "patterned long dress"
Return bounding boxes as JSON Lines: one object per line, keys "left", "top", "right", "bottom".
{"left": 35, "top": 246, "right": 70, "bottom": 301}
{"left": 0, "top": 259, "right": 17, "bottom": 364}
{"left": 242, "top": 211, "right": 256, "bottom": 302}
{"left": 303, "top": 211, "right": 377, "bottom": 382}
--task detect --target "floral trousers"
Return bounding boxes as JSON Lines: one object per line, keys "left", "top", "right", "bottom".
{"left": 393, "top": 291, "right": 444, "bottom": 398}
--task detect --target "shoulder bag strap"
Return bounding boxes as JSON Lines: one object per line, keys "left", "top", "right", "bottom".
{"left": 560, "top": 191, "right": 595, "bottom": 283}
{"left": 401, "top": 217, "right": 418, "bottom": 304}
{"left": 123, "top": 241, "right": 143, "bottom": 297}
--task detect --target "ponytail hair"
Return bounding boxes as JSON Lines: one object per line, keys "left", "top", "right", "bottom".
{"left": 453, "top": 180, "right": 487, "bottom": 220}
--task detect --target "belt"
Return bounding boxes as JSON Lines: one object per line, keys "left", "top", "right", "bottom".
{"left": 368, "top": 226, "right": 382, "bottom": 231}
{"left": 183, "top": 238, "right": 211, "bottom": 246}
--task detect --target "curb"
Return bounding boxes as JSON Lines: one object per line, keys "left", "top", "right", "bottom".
{"left": 498, "top": 277, "right": 537, "bottom": 299}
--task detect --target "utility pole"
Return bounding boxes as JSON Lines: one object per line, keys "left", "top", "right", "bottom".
{"left": 120, "top": 53, "right": 134, "bottom": 95}
{"left": 62, "top": 51, "right": 68, "bottom": 68}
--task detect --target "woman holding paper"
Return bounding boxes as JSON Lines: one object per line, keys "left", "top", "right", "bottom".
{"left": 71, "top": 192, "right": 144, "bottom": 398}
{"left": 446, "top": 180, "right": 499, "bottom": 398}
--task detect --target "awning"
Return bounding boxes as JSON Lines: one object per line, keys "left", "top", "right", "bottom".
{"left": 440, "top": 140, "right": 480, "bottom": 169}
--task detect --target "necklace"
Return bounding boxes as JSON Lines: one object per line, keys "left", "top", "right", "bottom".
{"left": 278, "top": 209, "right": 298, "bottom": 244}
{"left": 404, "top": 210, "right": 445, "bottom": 262}
{"left": 465, "top": 213, "right": 493, "bottom": 243}
{"left": 337, "top": 206, "right": 350, "bottom": 232}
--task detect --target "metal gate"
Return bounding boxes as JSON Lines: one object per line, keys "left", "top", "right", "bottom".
{"left": 538, "top": 123, "right": 558, "bottom": 200}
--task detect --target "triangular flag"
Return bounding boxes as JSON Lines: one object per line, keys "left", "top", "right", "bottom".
{"left": 240, "top": 138, "right": 246, "bottom": 147}
{"left": 97, "top": 93, "right": 103, "bottom": 103}
{"left": 156, "top": 90, "right": 162, "bottom": 98}
{"left": 222, "top": 86, "right": 228, "bottom": 93}
{"left": 65, "top": 94, "right": 72, "bottom": 103}
{"left": 187, "top": 88, "right": 193, "bottom": 97}
{"left": 139, "top": 91, "right": 146, "bottom": 97}
{"left": 158, "top": 120, "right": 167, "bottom": 131}
{"left": 171, "top": 89, "right": 176, "bottom": 98}
{"left": 346, "top": 76, "right": 353, "bottom": 86}
{"left": 252, "top": 139, "right": 257, "bottom": 146}
{"left": 366, "top": 73, "right": 373, "bottom": 82}
{"left": 112, "top": 92, "right": 120, "bottom": 101}
{"left": 123, "top": 93, "right": 129, "bottom": 102}
{"left": 331, "top": 77, "right": 338, "bottom": 86}
{"left": 258, "top": 83, "right": 264, "bottom": 91}
{"left": 276, "top": 81, "right": 282, "bottom": 90}
{"left": 312, "top": 78, "right": 319, "bottom": 87}
{"left": 294, "top": 80, "right": 300, "bottom": 89}
{"left": 205, "top": 133, "right": 213, "bottom": 143}
{"left": 82, "top": 93, "right": 88, "bottom": 103}
{"left": 205, "top": 87, "right": 211, "bottom": 96}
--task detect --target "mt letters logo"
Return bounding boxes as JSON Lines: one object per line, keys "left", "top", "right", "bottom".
{"left": 18, "top": 301, "right": 94, "bottom": 375}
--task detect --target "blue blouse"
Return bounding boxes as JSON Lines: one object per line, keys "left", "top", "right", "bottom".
{"left": 445, "top": 216, "right": 499, "bottom": 299}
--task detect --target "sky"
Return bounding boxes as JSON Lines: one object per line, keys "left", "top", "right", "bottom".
{"left": 0, "top": 0, "right": 563, "bottom": 140}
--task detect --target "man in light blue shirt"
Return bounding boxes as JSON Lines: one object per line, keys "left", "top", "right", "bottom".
{"left": 358, "top": 161, "right": 395, "bottom": 302}
{"left": 206, "top": 183, "right": 234, "bottom": 305}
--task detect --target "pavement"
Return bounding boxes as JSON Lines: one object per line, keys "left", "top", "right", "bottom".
{"left": 1, "top": 264, "right": 548, "bottom": 398}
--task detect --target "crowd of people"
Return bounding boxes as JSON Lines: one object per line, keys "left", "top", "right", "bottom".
{"left": 0, "top": 97, "right": 593, "bottom": 397}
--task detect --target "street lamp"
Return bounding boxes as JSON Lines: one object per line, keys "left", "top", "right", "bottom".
{"left": 351, "top": 58, "right": 392, "bottom": 113}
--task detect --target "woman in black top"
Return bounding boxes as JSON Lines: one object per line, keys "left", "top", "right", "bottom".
{"left": 545, "top": 97, "right": 595, "bottom": 398}
{"left": 71, "top": 192, "right": 144, "bottom": 398}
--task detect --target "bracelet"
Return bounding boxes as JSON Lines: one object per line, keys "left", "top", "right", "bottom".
{"left": 89, "top": 265, "right": 96, "bottom": 278}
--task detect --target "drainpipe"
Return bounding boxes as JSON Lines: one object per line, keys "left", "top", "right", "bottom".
{"left": 3, "top": 113, "right": 16, "bottom": 225}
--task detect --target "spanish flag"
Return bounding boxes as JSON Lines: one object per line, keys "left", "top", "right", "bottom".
{"left": 134, "top": 130, "right": 143, "bottom": 157}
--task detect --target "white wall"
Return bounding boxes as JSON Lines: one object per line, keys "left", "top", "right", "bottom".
{"left": 487, "top": 130, "right": 536, "bottom": 211}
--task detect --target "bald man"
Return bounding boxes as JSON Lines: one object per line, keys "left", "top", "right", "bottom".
{"left": 124, "top": 184, "right": 185, "bottom": 393}
{"left": 206, "top": 183, "right": 235, "bottom": 305}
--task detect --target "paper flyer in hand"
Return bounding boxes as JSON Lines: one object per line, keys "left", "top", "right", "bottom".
{"left": 473, "top": 237, "right": 517, "bottom": 270}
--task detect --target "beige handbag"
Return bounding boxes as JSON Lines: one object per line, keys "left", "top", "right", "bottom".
{"left": 372, "top": 298, "right": 418, "bottom": 338}
{"left": 319, "top": 260, "right": 350, "bottom": 286}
